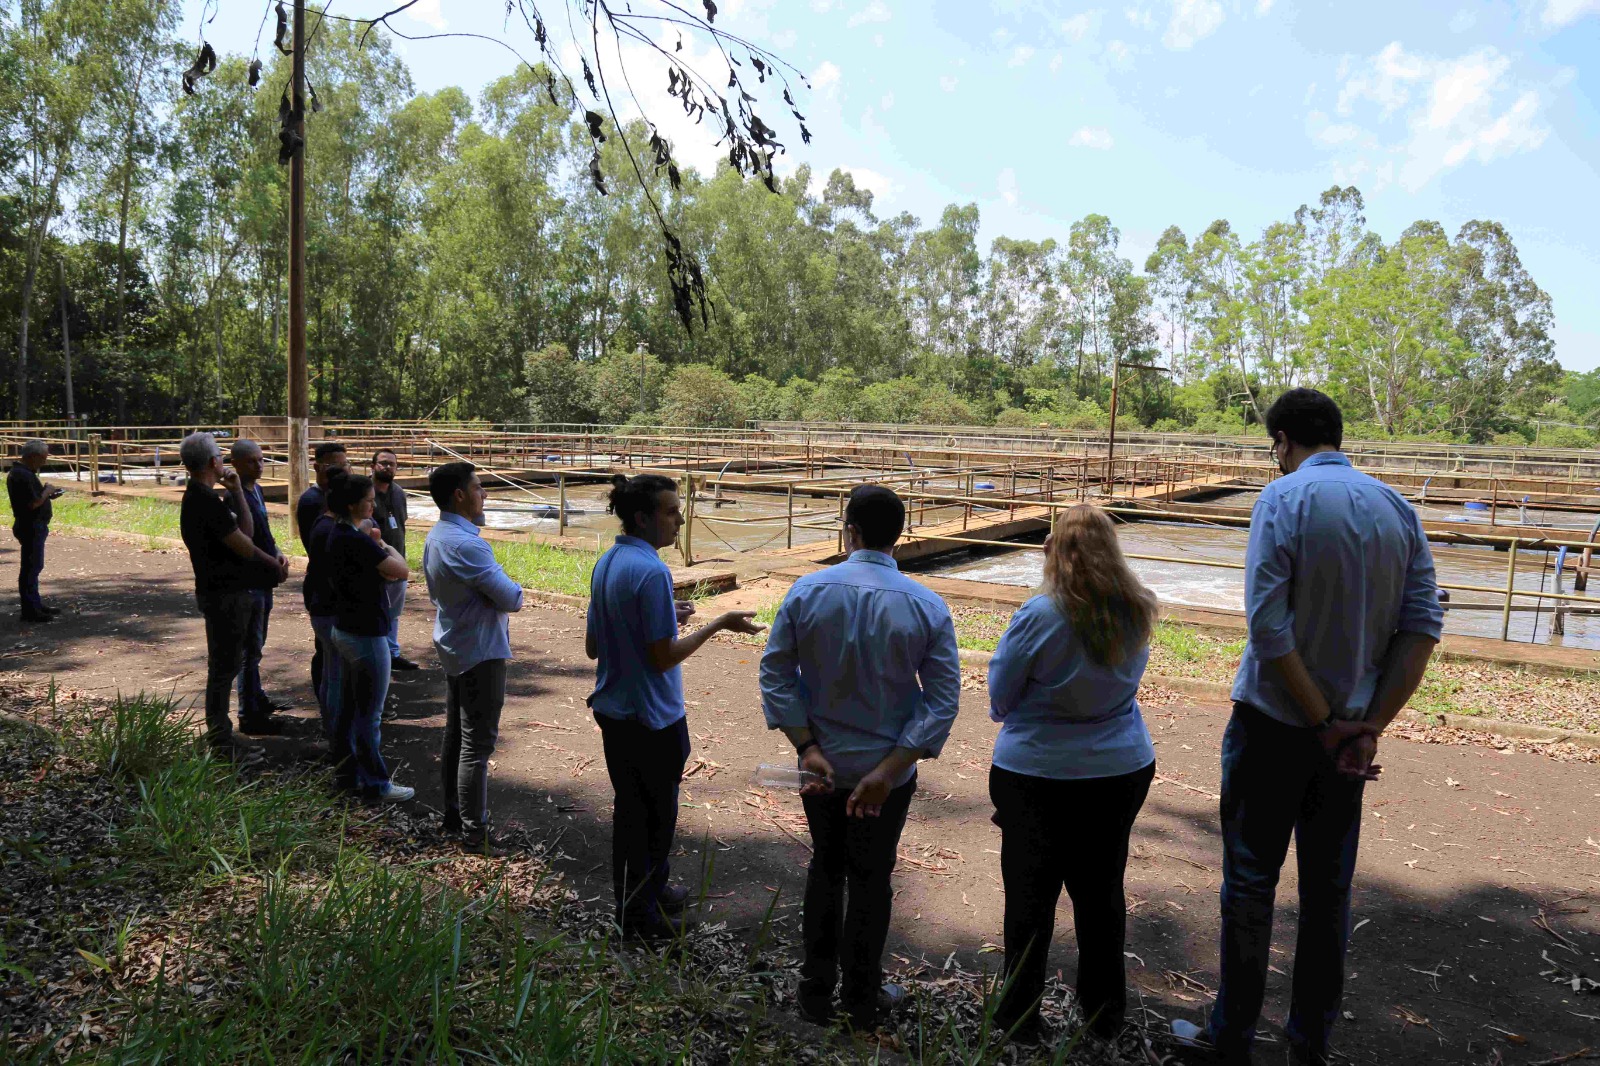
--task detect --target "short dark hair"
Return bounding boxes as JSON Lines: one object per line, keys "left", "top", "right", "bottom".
{"left": 314, "top": 440, "right": 347, "bottom": 464}
{"left": 1264, "top": 388, "right": 1343, "bottom": 451}
{"left": 607, "top": 473, "right": 677, "bottom": 535}
{"left": 429, "top": 461, "right": 477, "bottom": 511}
{"left": 326, "top": 471, "right": 373, "bottom": 518}
{"left": 845, "top": 484, "right": 905, "bottom": 550}
{"left": 373, "top": 447, "right": 398, "bottom": 465}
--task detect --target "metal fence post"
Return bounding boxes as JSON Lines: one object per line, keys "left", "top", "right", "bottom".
{"left": 89, "top": 434, "right": 101, "bottom": 495}
{"left": 786, "top": 484, "right": 794, "bottom": 549}
{"left": 557, "top": 473, "right": 567, "bottom": 537}
{"left": 1500, "top": 538, "right": 1520, "bottom": 641}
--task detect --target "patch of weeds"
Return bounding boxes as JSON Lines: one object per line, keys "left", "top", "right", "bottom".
{"left": 76, "top": 693, "right": 197, "bottom": 780}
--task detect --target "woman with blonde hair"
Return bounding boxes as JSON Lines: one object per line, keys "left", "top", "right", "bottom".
{"left": 987, "top": 503, "right": 1159, "bottom": 1044}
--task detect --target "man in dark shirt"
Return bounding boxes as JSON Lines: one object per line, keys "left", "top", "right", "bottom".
{"left": 8, "top": 439, "right": 63, "bottom": 623}
{"left": 228, "top": 438, "right": 292, "bottom": 731}
{"left": 371, "top": 448, "right": 418, "bottom": 670}
{"left": 179, "top": 432, "right": 290, "bottom": 759}
{"left": 298, "top": 440, "right": 348, "bottom": 724}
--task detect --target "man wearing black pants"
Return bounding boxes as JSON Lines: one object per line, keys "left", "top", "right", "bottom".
{"left": 587, "top": 473, "right": 762, "bottom": 937}
{"left": 760, "top": 486, "right": 962, "bottom": 1030}
{"left": 179, "top": 432, "right": 289, "bottom": 761}
{"left": 422, "top": 462, "right": 524, "bottom": 852}
{"left": 8, "top": 439, "right": 63, "bottom": 624}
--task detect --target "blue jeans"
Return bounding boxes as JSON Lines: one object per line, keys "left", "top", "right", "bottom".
{"left": 237, "top": 590, "right": 272, "bottom": 720}
{"left": 1208, "top": 704, "right": 1365, "bottom": 1059}
{"left": 329, "top": 628, "right": 392, "bottom": 791}
{"left": 15, "top": 523, "right": 47, "bottom": 615}
{"left": 310, "top": 615, "right": 339, "bottom": 739}
{"left": 384, "top": 579, "right": 406, "bottom": 659}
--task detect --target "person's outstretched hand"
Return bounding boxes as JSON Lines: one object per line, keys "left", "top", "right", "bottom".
{"left": 718, "top": 610, "right": 766, "bottom": 635}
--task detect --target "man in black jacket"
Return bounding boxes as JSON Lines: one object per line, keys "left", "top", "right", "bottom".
{"left": 8, "top": 439, "right": 63, "bottom": 624}
{"left": 179, "top": 432, "right": 289, "bottom": 761}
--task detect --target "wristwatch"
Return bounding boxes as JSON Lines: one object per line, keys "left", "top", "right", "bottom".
{"left": 795, "top": 737, "right": 819, "bottom": 757}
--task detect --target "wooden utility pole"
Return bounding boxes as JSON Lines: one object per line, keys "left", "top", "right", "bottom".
{"left": 286, "top": 0, "right": 310, "bottom": 512}
{"left": 58, "top": 260, "right": 74, "bottom": 428}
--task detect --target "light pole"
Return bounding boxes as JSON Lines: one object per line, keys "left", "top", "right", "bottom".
{"left": 286, "top": 0, "right": 309, "bottom": 512}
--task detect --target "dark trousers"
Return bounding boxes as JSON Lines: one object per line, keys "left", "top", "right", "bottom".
{"left": 237, "top": 589, "right": 272, "bottom": 721}
{"left": 197, "top": 590, "right": 253, "bottom": 750}
{"left": 310, "top": 614, "right": 335, "bottom": 738}
{"left": 15, "top": 524, "right": 46, "bottom": 615}
{"left": 989, "top": 761, "right": 1154, "bottom": 1038}
{"left": 441, "top": 659, "right": 507, "bottom": 836}
{"left": 799, "top": 775, "right": 916, "bottom": 1019}
{"left": 1208, "top": 705, "right": 1365, "bottom": 1058}
{"left": 594, "top": 712, "right": 690, "bottom": 924}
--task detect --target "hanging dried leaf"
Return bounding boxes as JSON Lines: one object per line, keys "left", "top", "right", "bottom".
{"left": 588, "top": 150, "right": 608, "bottom": 195}
{"left": 703, "top": 0, "right": 717, "bottom": 23}
{"left": 582, "top": 58, "right": 596, "bottom": 95}
{"left": 247, "top": 58, "right": 262, "bottom": 87}
{"left": 307, "top": 79, "right": 323, "bottom": 114}
{"left": 181, "top": 42, "right": 218, "bottom": 96}
{"left": 274, "top": 2, "right": 292, "bottom": 55}
{"left": 584, "top": 110, "right": 606, "bottom": 142}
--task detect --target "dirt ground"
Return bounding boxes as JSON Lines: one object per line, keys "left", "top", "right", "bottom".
{"left": 5, "top": 531, "right": 1600, "bottom": 1065}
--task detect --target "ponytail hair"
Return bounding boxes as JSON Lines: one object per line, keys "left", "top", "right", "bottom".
{"left": 326, "top": 470, "right": 374, "bottom": 520}
{"left": 607, "top": 473, "right": 677, "bottom": 535}
{"left": 1042, "top": 504, "right": 1159, "bottom": 667}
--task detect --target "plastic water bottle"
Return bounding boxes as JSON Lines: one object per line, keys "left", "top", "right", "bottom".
{"left": 752, "top": 764, "right": 822, "bottom": 790}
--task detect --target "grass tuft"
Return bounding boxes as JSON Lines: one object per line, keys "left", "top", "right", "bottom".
{"left": 76, "top": 693, "right": 197, "bottom": 781}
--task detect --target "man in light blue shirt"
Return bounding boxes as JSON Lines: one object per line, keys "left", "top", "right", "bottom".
{"left": 586, "top": 473, "right": 762, "bottom": 938}
{"left": 760, "top": 484, "right": 961, "bottom": 1030}
{"left": 1174, "top": 390, "right": 1443, "bottom": 1066}
{"left": 422, "top": 462, "right": 524, "bottom": 853}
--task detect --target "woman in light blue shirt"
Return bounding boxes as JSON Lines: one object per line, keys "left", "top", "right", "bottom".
{"left": 988, "top": 504, "right": 1158, "bottom": 1044}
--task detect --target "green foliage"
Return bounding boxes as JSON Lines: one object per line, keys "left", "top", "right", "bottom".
{"left": 78, "top": 693, "right": 198, "bottom": 781}
{"left": 0, "top": 18, "right": 1572, "bottom": 441}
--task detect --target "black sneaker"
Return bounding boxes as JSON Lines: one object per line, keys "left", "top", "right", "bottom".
{"left": 620, "top": 912, "right": 689, "bottom": 941}
{"left": 39, "top": 605, "right": 61, "bottom": 617}
{"left": 441, "top": 809, "right": 463, "bottom": 835}
{"left": 460, "top": 833, "right": 512, "bottom": 857}
{"left": 238, "top": 716, "right": 287, "bottom": 736}
{"left": 658, "top": 883, "right": 692, "bottom": 914}
{"left": 797, "top": 997, "right": 836, "bottom": 1026}
{"left": 20, "top": 612, "right": 54, "bottom": 624}
{"left": 391, "top": 656, "right": 421, "bottom": 671}
{"left": 264, "top": 695, "right": 295, "bottom": 712}
{"left": 845, "top": 983, "right": 909, "bottom": 1031}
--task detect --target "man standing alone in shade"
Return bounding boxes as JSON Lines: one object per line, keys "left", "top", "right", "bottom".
{"left": 760, "top": 485, "right": 962, "bottom": 1031}
{"left": 298, "top": 441, "right": 348, "bottom": 727}
{"left": 423, "top": 462, "right": 524, "bottom": 853}
{"left": 229, "top": 438, "right": 293, "bottom": 732}
{"left": 9, "top": 439, "right": 63, "bottom": 624}
{"left": 178, "top": 432, "right": 290, "bottom": 759}
{"left": 371, "top": 448, "right": 418, "bottom": 671}
{"left": 1172, "top": 389, "right": 1443, "bottom": 1066}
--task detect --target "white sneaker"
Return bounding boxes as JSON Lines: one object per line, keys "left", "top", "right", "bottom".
{"left": 377, "top": 782, "right": 415, "bottom": 803}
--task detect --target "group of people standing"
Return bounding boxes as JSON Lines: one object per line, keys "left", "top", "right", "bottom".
{"left": 12, "top": 383, "right": 1441, "bottom": 1064}
{"left": 586, "top": 388, "right": 1443, "bottom": 1065}
{"left": 174, "top": 433, "right": 523, "bottom": 847}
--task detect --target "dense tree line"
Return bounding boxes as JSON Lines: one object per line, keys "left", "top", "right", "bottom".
{"left": 3, "top": 1, "right": 1595, "bottom": 445}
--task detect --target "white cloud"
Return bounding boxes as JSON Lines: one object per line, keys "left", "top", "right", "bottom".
{"left": 939, "top": 74, "right": 959, "bottom": 91}
{"left": 1105, "top": 38, "right": 1134, "bottom": 68}
{"left": 1325, "top": 42, "right": 1550, "bottom": 190}
{"left": 1163, "top": 0, "right": 1224, "bottom": 49}
{"left": 880, "top": 92, "right": 895, "bottom": 110}
{"left": 1125, "top": 6, "right": 1156, "bottom": 30}
{"left": 812, "top": 60, "right": 842, "bottom": 96}
{"left": 992, "top": 27, "right": 1015, "bottom": 46}
{"left": 872, "top": 32, "right": 885, "bottom": 46}
{"left": 847, "top": 0, "right": 891, "bottom": 28}
{"left": 401, "top": 0, "right": 446, "bottom": 30}
{"left": 1068, "top": 126, "right": 1115, "bottom": 149}
{"left": 1061, "top": 11, "right": 1099, "bottom": 41}
{"left": 1448, "top": 9, "right": 1476, "bottom": 31}
{"left": 1539, "top": 0, "right": 1600, "bottom": 27}
{"left": 998, "top": 167, "right": 1019, "bottom": 206}
{"left": 811, "top": 0, "right": 839, "bottom": 10}
{"left": 1255, "top": 0, "right": 1275, "bottom": 13}
{"left": 771, "top": 27, "right": 798, "bottom": 47}
{"left": 1009, "top": 45, "right": 1037, "bottom": 67}
{"left": 1049, "top": 52, "right": 1064, "bottom": 73}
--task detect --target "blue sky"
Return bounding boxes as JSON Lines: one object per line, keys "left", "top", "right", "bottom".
{"left": 187, "top": 1, "right": 1600, "bottom": 371}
